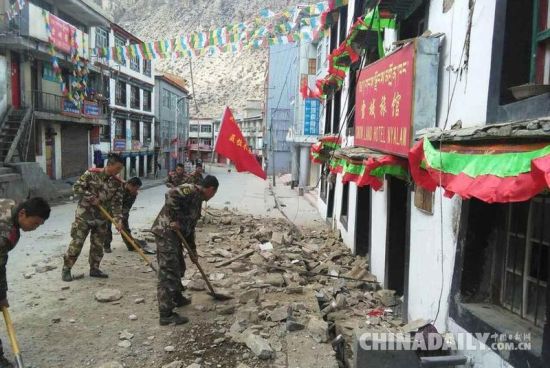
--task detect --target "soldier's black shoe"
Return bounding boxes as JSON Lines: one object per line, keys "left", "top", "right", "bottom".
{"left": 0, "top": 355, "right": 14, "bottom": 368}
{"left": 103, "top": 246, "right": 112, "bottom": 253}
{"left": 89, "top": 268, "right": 109, "bottom": 278}
{"left": 173, "top": 293, "right": 192, "bottom": 307}
{"left": 159, "top": 311, "right": 189, "bottom": 326}
{"left": 61, "top": 267, "right": 73, "bottom": 282}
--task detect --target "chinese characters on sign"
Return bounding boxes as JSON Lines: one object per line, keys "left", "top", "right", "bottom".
{"left": 228, "top": 133, "right": 254, "bottom": 155}
{"left": 61, "top": 98, "right": 80, "bottom": 116}
{"left": 355, "top": 42, "right": 415, "bottom": 157}
{"left": 83, "top": 101, "right": 100, "bottom": 117}
{"left": 304, "top": 98, "right": 321, "bottom": 135}
{"left": 113, "top": 139, "right": 126, "bottom": 151}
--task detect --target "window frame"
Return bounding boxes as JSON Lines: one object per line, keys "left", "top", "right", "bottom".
{"left": 114, "top": 118, "right": 126, "bottom": 139}
{"left": 130, "top": 120, "right": 140, "bottom": 141}
{"left": 115, "top": 80, "right": 127, "bottom": 107}
{"left": 130, "top": 85, "right": 140, "bottom": 109}
{"left": 95, "top": 27, "right": 109, "bottom": 49}
{"left": 143, "top": 90, "right": 152, "bottom": 112}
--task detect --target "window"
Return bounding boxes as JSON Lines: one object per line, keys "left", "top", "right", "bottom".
{"left": 189, "top": 124, "right": 199, "bottom": 132}
{"left": 115, "top": 81, "right": 126, "bottom": 106}
{"left": 308, "top": 58, "right": 317, "bottom": 75}
{"left": 502, "top": 199, "right": 548, "bottom": 327}
{"left": 114, "top": 35, "right": 127, "bottom": 64}
{"left": 143, "top": 60, "right": 152, "bottom": 77}
{"left": 340, "top": 182, "right": 350, "bottom": 228}
{"left": 500, "top": 1, "right": 550, "bottom": 104}
{"left": 130, "top": 54, "right": 140, "bottom": 72}
{"left": 130, "top": 85, "right": 140, "bottom": 109}
{"left": 115, "top": 119, "right": 125, "bottom": 139}
{"left": 143, "top": 90, "right": 152, "bottom": 112}
{"left": 131, "top": 120, "right": 140, "bottom": 140}
{"left": 95, "top": 28, "right": 109, "bottom": 49}
{"left": 162, "top": 89, "right": 171, "bottom": 108}
{"left": 200, "top": 125, "right": 212, "bottom": 133}
{"left": 143, "top": 122, "right": 151, "bottom": 143}
{"left": 100, "top": 124, "right": 110, "bottom": 142}
{"left": 201, "top": 138, "right": 212, "bottom": 146}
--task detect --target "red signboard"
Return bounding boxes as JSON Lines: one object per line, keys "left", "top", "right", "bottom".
{"left": 49, "top": 14, "right": 75, "bottom": 54}
{"left": 355, "top": 42, "right": 416, "bottom": 157}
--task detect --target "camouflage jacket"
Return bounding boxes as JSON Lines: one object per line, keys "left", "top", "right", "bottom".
{"left": 0, "top": 199, "right": 20, "bottom": 300}
{"left": 151, "top": 184, "right": 203, "bottom": 238}
{"left": 121, "top": 188, "right": 137, "bottom": 219}
{"left": 183, "top": 172, "right": 204, "bottom": 185}
{"left": 73, "top": 168, "right": 124, "bottom": 221}
{"left": 165, "top": 171, "right": 188, "bottom": 188}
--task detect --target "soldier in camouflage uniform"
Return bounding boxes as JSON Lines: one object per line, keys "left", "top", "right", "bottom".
{"left": 62, "top": 154, "right": 125, "bottom": 282}
{"left": 182, "top": 162, "right": 204, "bottom": 185}
{"left": 165, "top": 163, "right": 188, "bottom": 188}
{"left": 151, "top": 175, "right": 219, "bottom": 325}
{"left": 103, "top": 177, "right": 154, "bottom": 254}
{"left": 0, "top": 198, "right": 50, "bottom": 368}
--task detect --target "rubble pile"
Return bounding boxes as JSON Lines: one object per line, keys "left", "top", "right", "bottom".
{"left": 184, "top": 209, "right": 407, "bottom": 364}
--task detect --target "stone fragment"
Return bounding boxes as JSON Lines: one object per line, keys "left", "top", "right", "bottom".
{"left": 119, "top": 330, "right": 134, "bottom": 340}
{"left": 117, "top": 340, "right": 131, "bottom": 348}
{"left": 134, "top": 298, "right": 145, "bottom": 304}
{"left": 269, "top": 306, "right": 289, "bottom": 322}
{"left": 162, "top": 361, "right": 184, "bottom": 368}
{"left": 129, "top": 314, "right": 138, "bottom": 321}
{"left": 188, "top": 279, "right": 207, "bottom": 291}
{"left": 239, "top": 289, "right": 259, "bottom": 304}
{"left": 244, "top": 332, "right": 274, "bottom": 360}
{"left": 95, "top": 289, "right": 122, "bottom": 303}
{"left": 307, "top": 317, "right": 329, "bottom": 343}
{"left": 164, "top": 345, "right": 176, "bottom": 352}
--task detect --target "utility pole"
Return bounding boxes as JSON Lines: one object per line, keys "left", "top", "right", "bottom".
{"left": 189, "top": 60, "right": 199, "bottom": 114}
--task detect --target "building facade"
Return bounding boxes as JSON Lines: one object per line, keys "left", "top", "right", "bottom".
{"left": 188, "top": 118, "right": 214, "bottom": 162}
{"left": 89, "top": 23, "right": 156, "bottom": 179}
{"left": 312, "top": 1, "right": 550, "bottom": 367}
{"left": 264, "top": 43, "right": 297, "bottom": 176}
{"left": 154, "top": 73, "right": 190, "bottom": 173}
{"left": 0, "top": 0, "right": 110, "bottom": 179}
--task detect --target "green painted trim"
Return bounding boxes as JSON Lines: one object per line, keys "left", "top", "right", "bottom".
{"left": 537, "top": 28, "right": 550, "bottom": 42}
{"left": 423, "top": 138, "right": 550, "bottom": 177}
{"left": 371, "top": 164, "right": 408, "bottom": 179}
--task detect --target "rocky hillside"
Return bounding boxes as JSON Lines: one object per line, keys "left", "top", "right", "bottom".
{"left": 97, "top": 0, "right": 315, "bottom": 118}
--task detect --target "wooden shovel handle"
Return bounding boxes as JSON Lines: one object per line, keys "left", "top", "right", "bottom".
{"left": 2, "top": 307, "right": 20, "bottom": 355}
{"left": 174, "top": 229, "right": 217, "bottom": 295}
{"left": 97, "top": 205, "right": 157, "bottom": 272}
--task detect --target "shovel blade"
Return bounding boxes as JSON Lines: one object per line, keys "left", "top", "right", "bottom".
{"left": 208, "top": 292, "right": 234, "bottom": 301}
{"left": 15, "top": 354, "right": 24, "bottom": 368}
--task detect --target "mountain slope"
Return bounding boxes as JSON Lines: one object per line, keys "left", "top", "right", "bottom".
{"left": 98, "top": 0, "right": 314, "bottom": 118}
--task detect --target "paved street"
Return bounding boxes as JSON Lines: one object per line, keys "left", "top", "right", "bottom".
{"left": 0, "top": 167, "right": 329, "bottom": 367}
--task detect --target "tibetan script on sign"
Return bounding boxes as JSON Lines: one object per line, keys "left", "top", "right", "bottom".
{"left": 355, "top": 42, "right": 415, "bottom": 157}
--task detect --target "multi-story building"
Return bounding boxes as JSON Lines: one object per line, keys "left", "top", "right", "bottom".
{"left": 312, "top": 1, "right": 550, "bottom": 367}
{"left": 89, "top": 23, "right": 156, "bottom": 179}
{"left": 154, "top": 73, "right": 190, "bottom": 173}
{"left": 0, "top": 0, "right": 110, "bottom": 179}
{"left": 188, "top": 118, "right": 214, "bottom": 162}
{"left": 264, "top": 44, "right": 297, "bottom": 176}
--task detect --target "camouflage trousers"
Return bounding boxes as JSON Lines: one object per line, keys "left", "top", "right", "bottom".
{"left": 63, "top": 217, "right": 109, "bottom": 269}
{"left": 104, "top": 216, "right": 133, "bottom": 250}
{"left": 155, "top": 231, "right": 187, "bottom": 314}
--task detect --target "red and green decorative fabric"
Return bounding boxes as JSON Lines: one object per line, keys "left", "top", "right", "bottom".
{"left": 310, "top": 136, "right": 342, "bottom": 163}
{"left": 409, "top": 138, "right": 550, "bottom": 203}
{"left": 326, "top": 149, "right": 409, "bottom": 191}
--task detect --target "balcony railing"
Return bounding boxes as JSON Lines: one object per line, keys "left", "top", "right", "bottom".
{"left": 32, "top": 90, "right": 108, "bottom": 118}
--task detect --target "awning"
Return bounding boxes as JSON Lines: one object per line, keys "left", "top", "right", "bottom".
{"left": 329, "top": 146, "right": 409, "bottom": 191}
{"left": 410, "top": 137, "right": 550, "bottom": 203}
{"left": 311, "top": 135, "right": 342, "bottom": 163}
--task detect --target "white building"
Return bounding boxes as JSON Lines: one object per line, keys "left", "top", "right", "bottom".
{"left": 188, "top": 118, "right": 214, "bottom": 162}
{"left": 89, "top": 23, "right": 155, "bottom": 179}
{"left": 313, "top": 1, "right": 550, "bottom": 367}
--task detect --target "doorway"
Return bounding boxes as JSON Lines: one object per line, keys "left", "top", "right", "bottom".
{"left": 45, "top": 131, "right": 55, "bottom": 179}
{"left": 355, "top": 186, "right": 371, "bottom": 257}
{"left": 385, "top": 177, "right": 411, "bottom": 297}
{"left": 10, "top": 54, "right": 20, "bottom": 108}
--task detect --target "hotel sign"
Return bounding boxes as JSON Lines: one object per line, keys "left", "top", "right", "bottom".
{"left": 355, "top": 42, "right": 415, "bottom": 157}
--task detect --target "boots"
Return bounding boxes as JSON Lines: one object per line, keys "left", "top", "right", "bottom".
{"left": 159, "top": 311, "right": 189, "bottom": 326}
{"left": 103, "top": 246, "right": 112, "bottom": 254}
{"left": 173, "top": 293, "right": 192, "bottom": 307}
{"left": 89, "top": 268, "right": 109, "bottom": 278}
{"left": 61, "top": 267, "right": 73, "bottom": 282}
{"left": 0, "top": 355, "right": 14, "bottom": 368}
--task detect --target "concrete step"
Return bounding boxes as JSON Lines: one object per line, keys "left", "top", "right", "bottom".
{"left": 0, "top": 173, "right": 21, "bottom": 183}
{"left": 0, "top": 167, "right": 12, "bottom": 175}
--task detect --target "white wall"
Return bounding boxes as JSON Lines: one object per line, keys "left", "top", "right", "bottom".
{"left": 369, "top": 184, "right": 388, "bottom": 286}
{"left": 406, "top": 0, "right": 498, "bottom": 333}
{"left": 429, "top": 0, "right": 496, "bottom": 128}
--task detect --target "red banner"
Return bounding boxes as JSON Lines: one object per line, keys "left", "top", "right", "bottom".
{"left": 49, "top": 14, "right": 75, "bottom": 54}
{"left": 355, "top": 42, "right": 415, "bottom": 157}
{"left": 215, "top": 107, "right": 266, "bottom": 180}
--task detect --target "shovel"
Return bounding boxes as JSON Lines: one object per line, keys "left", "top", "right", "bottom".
{"left": 97, "top": 205, "right": 157, "bottom": 273}
{"left": 2, "top": 307, "right": 24, "bottom": 368}
{"left": 174, "top": 229, "right": 233, "bottom": 301}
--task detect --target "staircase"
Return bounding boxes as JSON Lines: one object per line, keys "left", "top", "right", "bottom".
{"left": 0, "top": 107, "right": 32, "bottom": 163}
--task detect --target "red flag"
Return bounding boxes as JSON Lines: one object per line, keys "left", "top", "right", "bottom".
{"left": 214, "top": 107, "right": 267, "bottom": 180}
